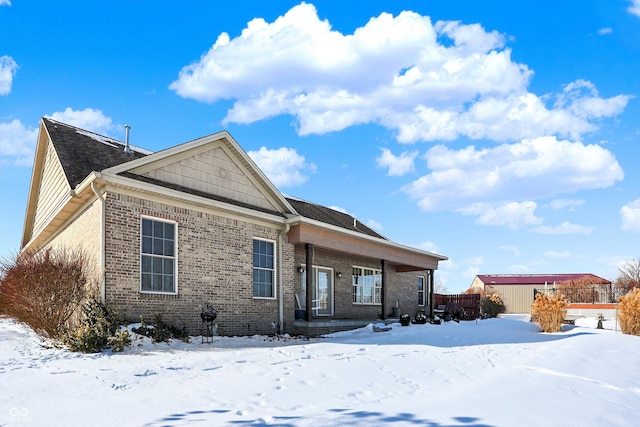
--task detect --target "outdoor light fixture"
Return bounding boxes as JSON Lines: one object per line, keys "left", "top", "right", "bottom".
{"left": 336, "top": 272, "right": 342, "bottom": 279}
{"left": 297, "top": 266, "right": 304, "bottom": 274}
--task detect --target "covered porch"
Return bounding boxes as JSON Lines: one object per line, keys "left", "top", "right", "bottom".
{"left": 286, "top": 217, "right": 447, "bottom": 333}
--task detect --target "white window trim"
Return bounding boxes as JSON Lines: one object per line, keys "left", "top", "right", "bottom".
{"left": 352, "top": 265, "right": 382, "bottom": 305}
{"left": 140, "top": 215, "right": 178, "bottom": 295}
{"left": 418, "top": 275, "right": 426, "bottom": 306}
{"left": 252, "top": 237, "right": 277, "bottom": 300}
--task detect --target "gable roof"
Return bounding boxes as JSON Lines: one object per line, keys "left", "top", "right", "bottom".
{"left": 285, "top": 197, "right": 385, "bottom": 240}
{"left": 42, "top": 118, "right": 149, "bottom": 189}
{"left": 25, "top": 118, "right": 406, "bottom": 251}
{"left": 476, "top": 274, "right": 611, "bottom": 285}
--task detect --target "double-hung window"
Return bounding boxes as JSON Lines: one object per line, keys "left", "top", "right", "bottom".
{"left": 141, "top": 217, "right": 177, "bottom": 294}
{"left": 352, "top": 266, "right": 382, "bottom": 304}
{"left": 418, "top": 276, "right": 425, "bottom": 306}
{"left": 253, "top": 238, "right": 275, "bottom": 298}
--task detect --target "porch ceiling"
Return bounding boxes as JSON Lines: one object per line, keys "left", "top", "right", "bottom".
{"left": 287, "top": 223, "right": 442, "bottom": 271}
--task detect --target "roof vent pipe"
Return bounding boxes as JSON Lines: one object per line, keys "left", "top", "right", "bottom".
{"left": 124, "top": 124, "right": 132, "bottom": 154}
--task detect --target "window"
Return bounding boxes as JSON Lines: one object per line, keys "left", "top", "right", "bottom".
{"left": 141, "top": 217, "right": 176, "bottom": 294}
{"left": 418, "top": 276, "right": 425, "bottom": 306}
{"left": 253, "top": 238, "right": 275, "bottom": 298}
{"left": 352, "top": 266, "right": 382, "bottom": 304}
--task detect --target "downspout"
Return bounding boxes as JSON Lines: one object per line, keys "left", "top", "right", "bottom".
{"left": 91, "top": 181, "right": 106, "bottom": 303}
{"left": 277, "top": 223, "right": 290, "bottom": 334}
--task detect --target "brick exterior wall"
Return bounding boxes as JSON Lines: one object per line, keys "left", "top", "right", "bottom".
{"left": 104, "top": 191, "right": 295, "bottom": 336}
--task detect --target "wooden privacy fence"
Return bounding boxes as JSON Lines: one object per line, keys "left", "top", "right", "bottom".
{"left": 434, "top": 293, "right": 481, "bottom": 320}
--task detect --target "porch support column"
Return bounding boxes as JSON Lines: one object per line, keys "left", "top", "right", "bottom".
{"left": 305, "top": 243, "right": 314, "bottom": 322}
{"left": 428, "top": 269, "right": 434, "bottom": 318}
{"left": 381, "top": 259, "right": 387, "bottom": 320}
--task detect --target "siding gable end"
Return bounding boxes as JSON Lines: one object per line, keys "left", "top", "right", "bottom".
{"left": 110, "top": 133, "right": 294, "bottom": 214}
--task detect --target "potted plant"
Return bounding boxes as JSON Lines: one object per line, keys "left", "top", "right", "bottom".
{"left": 400, "top": 314, "right": 411, "bottom": 326}
{"left": 392, "top": 300, "right": 400, "bottom": 317}
{"left": 413, "top": 311, "right": 428, "bottom": 324}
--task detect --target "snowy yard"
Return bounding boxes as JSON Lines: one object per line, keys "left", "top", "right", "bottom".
{"left": 1, "top": 314, "right": 639, "bottom": 427}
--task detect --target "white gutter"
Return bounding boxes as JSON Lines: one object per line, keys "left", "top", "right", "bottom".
{"left": 91, "top": 181, "right": 106, "bottom": 303}
{"left": 277, "top": 223, "right": 290, "bottom": 334}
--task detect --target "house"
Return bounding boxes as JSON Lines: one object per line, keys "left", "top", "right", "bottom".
{"left": 469, "top": 274, "right": 613, "bottom": 314}
{"left": 21, "top": 118, "right": 447, "bottom": 336}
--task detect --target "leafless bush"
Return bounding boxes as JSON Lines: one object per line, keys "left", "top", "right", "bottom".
{"left": 556, "top": 275, "right": 611, "bottom": 303}
{"left": 0, "top": 247, "right": 94, "bottom": 338}
{"left": 615, "top": 259, "right": 640, "bottom": 294}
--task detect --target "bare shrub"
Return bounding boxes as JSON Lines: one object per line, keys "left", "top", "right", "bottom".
{"left": 618, "top": 288, "right": 640, "bottom": 336}
{"left": 556, "top": 275, "right": 611, "bottom": 303}
{"left": 0, "top": 247, "right": 93, "bottom": 338}
{"left": 531, "top": 293, "right": 568, "bottom": 333}
{"left": 615, "top": 259, "right": 640, "bottom": 294}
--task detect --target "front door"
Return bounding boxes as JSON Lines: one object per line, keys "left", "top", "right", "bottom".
{"left": 302, "top": 267, "right": 334, "bottom": 316}
{"left": 315, "top": 268, "right": 333, "bottom": 316}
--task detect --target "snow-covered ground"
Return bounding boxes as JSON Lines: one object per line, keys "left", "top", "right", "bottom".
{"left": 1, "top": 314, "right": 639, "bottom": 427}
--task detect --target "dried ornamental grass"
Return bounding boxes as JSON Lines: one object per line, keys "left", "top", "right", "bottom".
{"left": 531, "top": 293, "right": 568, "bottom": 333}
{"left": 618, "top": 288, "right": 640, "bottom": 336}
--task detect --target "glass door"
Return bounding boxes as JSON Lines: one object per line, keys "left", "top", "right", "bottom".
{"left": 301, "top": 267, "right": 334, "bottom": 316}
{"left": 315, "top": 268, "right": 333, "bottom": 316}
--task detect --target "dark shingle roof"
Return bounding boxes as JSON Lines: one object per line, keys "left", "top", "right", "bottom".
{"left": 285, "top": 197, "right": 386, "bottom": 239}
{"left": 44, "top": 118, "right": 385, "bottom": 239}
{"left": 43, "top": 118, "right": 149, "bottom": 188}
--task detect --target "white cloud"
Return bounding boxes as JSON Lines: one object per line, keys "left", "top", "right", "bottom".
{"left": 554, "top": 80, "right": 629, "bottom": 121}
{"left": 1, "top": 108, "right": 116, "bottom": 167}
{"left": 0, "top": 119, "right": 38, "bottom": 166}
{"left": 544, "top": 250, "right": 572, "bottom": 258}
{"left": 463, "top": 266, "right": 482, "bottom": 280}
{"left": 0, "top": 0, "right": 10, "bottom": 5}
{"left": 499, "top": 245, "right": 521, "bottom": 256}
{"left": 247, "top": 146, "right": 316, "bottom": 188}
{"left": 328, "top": 205, "right": 349, "bottom": 214}
{"left": 548, "top": 198, "right": 585, "bottom": 211}
{"left": 376, "top": 148, "right": 418, "bottom": 176}
{"left": 459, "top": 201, "right": 542, "bottom": 229}
{"left": 629, "top": 0, "right": 640, "bottom": 16}
{"left": 463, "top": 255, "right": 485, "bottom": 266}
{"left": 597, "top": 27, "right": 612, "bottom": 35}
{"left": 402, "top": 136, "right": 622, "bottom": 212}
{"left": 366, "top": 219, "right": 383, "bottom": 231}
{"left": 532, "top": 221, "right": 593, "bottom": 235}
{"left": 620, "top": 198, "right": 640, "bottom": 233}
{"left": 0, "top": 55, "right": 18, "bottom": 95}
{"left": 170, "top": 4, "right": 629, "bottom": 142}
{"left": 46, "top": 107, "right": 114, "bottom": 134}
{"left": 417, "top": 240, "right": 440, "bottom": 253}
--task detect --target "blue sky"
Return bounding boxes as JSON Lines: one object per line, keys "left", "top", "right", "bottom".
{"left": 1, "top": 0, "right": 639, "bottom": 292}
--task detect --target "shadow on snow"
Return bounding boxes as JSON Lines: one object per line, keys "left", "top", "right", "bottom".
{"left": 144, "top": 408, "right": 496, "bottom": 427}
